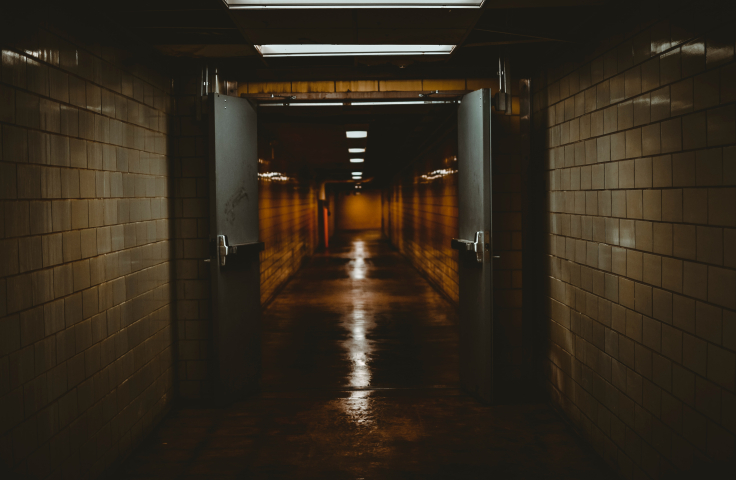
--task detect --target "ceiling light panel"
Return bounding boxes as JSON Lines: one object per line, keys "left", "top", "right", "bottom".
{"left": 259, "top": 100, "right": 459, "bottom": 106}
{"left": 349, "top": 148, "right": 365, "bottom": 153}
{"left": 255, "top": 45, "right": 456, "bottom": 57}
{"left": 346, "top": 131, "right": 368, "bottom": 138}
{"left": 226, "top": 0, "right": 483, "bottom": 8}
{"left": 352, "top": 172, "right": 363, "bottom": 175}
{"left": 350, "top": 158, "right": 365, "bottom": 163}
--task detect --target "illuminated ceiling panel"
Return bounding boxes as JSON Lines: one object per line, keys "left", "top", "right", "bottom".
{"left": 255, "top": 44, "right": 456, "bottom": 56}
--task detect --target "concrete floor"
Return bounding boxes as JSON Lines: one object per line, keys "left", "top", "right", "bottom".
{"left": 117, "top": 231, "right": 614, "bottom": 479}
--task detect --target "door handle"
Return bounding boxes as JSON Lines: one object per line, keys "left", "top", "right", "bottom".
{"left": 451, "top": 231, "right": 489, "bottom": 264}
{"left": 217, "top": 234, "right": 265, "bottom": 266}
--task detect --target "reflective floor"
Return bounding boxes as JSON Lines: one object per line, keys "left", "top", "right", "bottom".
{"left": 117, "top": 231, "right": 614, "bottom": 479}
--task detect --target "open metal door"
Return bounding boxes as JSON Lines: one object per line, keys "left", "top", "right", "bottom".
{"left": 452, "top": 89, "right": 494, "bottom": 403}
{"left": 208, "top": 93, "right": 264, "bottom": 400}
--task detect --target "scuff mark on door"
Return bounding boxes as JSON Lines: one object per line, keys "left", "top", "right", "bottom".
{"left": 224, "top": 186, "right": 249, "bottom": 225}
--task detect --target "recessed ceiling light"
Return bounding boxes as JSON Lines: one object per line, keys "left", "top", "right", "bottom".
{"left": 352, "top": 172, "right": 362, "bottom": 175}
{"left": 352, "top": 175, "right": 362, "bottom": 179}
{"left": 349, "top": 148, "right": 365, "bottom": 153}
{"left": 346, "top": 131, "right": 368, "bottom": 138}
{"left": 350, "top": 158, "right": 364, "bottom": 163}
{"left": 255, "top": 45, "right": 456, "bottom": 57}
{"left": 226, "top": 0, "right": 484, "bottom": 9}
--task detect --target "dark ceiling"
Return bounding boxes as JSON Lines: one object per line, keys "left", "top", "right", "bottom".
{"left": 257, "top": 103, "right": 457, "bottom": 183}
{"left": 106, "top": 0, "right": 617, "bottom": 81}
{"left": 93, "top": 0, "right": 624, "bottom": 184}
{"left": 54, "top": 0, "right": 670, "bottom": 184}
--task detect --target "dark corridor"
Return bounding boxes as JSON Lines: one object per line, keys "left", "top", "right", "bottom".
{"left": 116, "top": 232, "right": 612, "bottom": 479}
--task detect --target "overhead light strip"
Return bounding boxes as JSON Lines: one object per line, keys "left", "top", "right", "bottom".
{"left": 255, "top": 44, "right": 456, "bottom": 57}
{"left": 226, "top": 0, "right": 484, "bottom": 9}
{"left": 260, "top": 100, "right": 460, "bottom": 107}
{"left": 346, "top": 131, "right": 368, "bottom": 138}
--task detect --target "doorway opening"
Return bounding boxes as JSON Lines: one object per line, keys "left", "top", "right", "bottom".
{"left": 254, "top": 99, "right": 466, "bottom": 399}
{"left": 208, "top": 90, "right": 515, "bottom": 405}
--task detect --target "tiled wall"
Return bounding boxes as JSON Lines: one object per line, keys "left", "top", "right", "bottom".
{"left": 386, "top": 128, "right": 461, "bottom": 303}
{"left": 492, "top": 82, "right": 530, "bottom": 400}
{"left": 536, "top": 10, "right": 736, "bottom": 477}
{"left": 171, "top": 75, "right": 209, "bottom": 400}
{"left": 259, "top": 178, "right": 317, "bottom": 306}
{"left": 0, "top": 24, "right": 175, "bottom": 478}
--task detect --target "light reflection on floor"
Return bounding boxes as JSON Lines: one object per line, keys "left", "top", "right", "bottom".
{"left": 340, "top": 239, "right": 374, "bottom": 427}
{"left": 349, "top": 240, "right": 367, "bottom": 280}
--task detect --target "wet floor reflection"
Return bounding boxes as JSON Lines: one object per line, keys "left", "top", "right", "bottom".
{"left": 117, "top": 231, "right": 615, "bottom": 479}
{"left": 339, "top": 239, "right": 374, "bottom": 426}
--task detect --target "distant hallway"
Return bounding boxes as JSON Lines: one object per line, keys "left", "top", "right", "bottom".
{"left": 117, "top": 231, "right": 613, "bottom": 478}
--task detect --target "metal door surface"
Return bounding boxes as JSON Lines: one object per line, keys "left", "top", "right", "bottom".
{"left": 452, "top": 88, "right": 494, "bottom": 403}
{"left": 208, "top": 93, "right": 263, "bottom": 399}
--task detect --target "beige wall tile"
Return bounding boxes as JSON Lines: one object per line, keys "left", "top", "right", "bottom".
{"left": 628, "top": 250, "right": 643, "bottom": 280}
{"left": 643, "top": 190, "right": 661, "bottom": 221}
{"left": 683, "top": 261, "right": 708, "bottom": 301}
{"left": 671, "top": 78, "right": 693, "bottom": 116}
{"left": 661, "top": 118, "right": 682, "bottom": 153}
{"left": 636, "top": 220, "right": 653, "bottom": 252}
{"left": 540, "top": 15, "right": 736, "bottom": 474}
{"left": 683, "top": 112, "right": 707, "bottom": 151}
{"left": 626, "top": 189, "right": 642, "bottom": 218}
{"left": 683, "top": 188, "right": 708, "bottom": 223}
{"left": 650, "top": 86, "right": 670, "bottom": 122}
{"left": 696, "top": 226, "right": 723, "bottom": 265}
{"left": 652, "top": 155, "right": 672, "bottom": 188}
{"left": 662, "top": 189, "right": 683, "bottom": 222}
{"left": 653, "top": 223, "right": 672, "bottom": 256}
{"left": 627, "top": 129, "right": 642, "bottom": 158}
{"left": 634, "top": 94, "right": 651, "bottom": 126}
{"left": 707, "top": 105, "right": 736, "bottom": 147}
{"left": 662, "top": 257, "right": 683, "bottom": 293}
{"left": 708, "top": 188, "right": 736, "bottom": 227}
{"left": 673, "top": 224, "right": 696, "bottom": 260}
{"left": 708, "top": 266, "right": 736, "bottom": 310}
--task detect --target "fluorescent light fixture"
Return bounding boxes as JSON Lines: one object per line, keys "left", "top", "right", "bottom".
{"left": 350, "top": 158, "right": 364, "bottom": 163}
{"left": 255, "top": 45, "right": 456, "bottom": 57}
{"left": 226, "top": 0, "right": 484, "bottom": 9}
{"left": 349, "top": 148, "right": 365, "bottom": 153}
{"left": 259, "top": 100, "right": 459, "bottom": 107}
{"left": 352, "top": 176, "right": 362, "bottom": 179}
{"left": 352, "top": 172, "right": 363, "bottom": 175}
{"left": 259, "top": 103, "right": 344, "bottom": 106}
{"left": 346, "top": 131, "right": 368, "bottom": 138}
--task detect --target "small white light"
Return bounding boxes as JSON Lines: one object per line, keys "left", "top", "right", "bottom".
{"left": 352, "top": 175, "right": 362, "bottom": 179}
{"left": 255, "top": 45, "right": 456, "bottom": 57}
{"left": 346, "top": 131, "right": 368, "bottom": 138}
{"left": 350, "top": 158, "right": 364, "bottom": 163}
{"left": 352, "top": 172, "right": 362, "bottom": 175}
{"left": 349, "top": 148, "right": 365, "bottom": 153}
